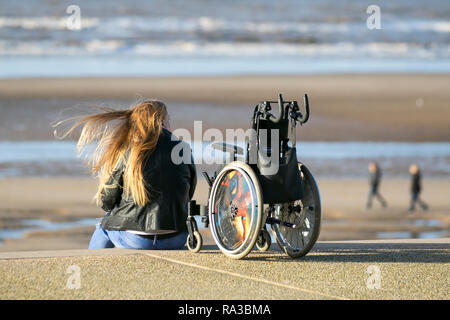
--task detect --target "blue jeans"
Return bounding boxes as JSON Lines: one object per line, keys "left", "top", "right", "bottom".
{"left": 409, "top": 191, "right": 428, "bottom": 211}
{"left": 88, "top": 223, "right": 188, "bottom": 250}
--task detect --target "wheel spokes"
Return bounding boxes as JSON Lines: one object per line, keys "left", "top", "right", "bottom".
{"left": 275, "top": 187, "right": 316, "bottom": 252}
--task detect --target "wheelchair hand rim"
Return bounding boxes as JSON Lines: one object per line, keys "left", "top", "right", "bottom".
{"left": 209, "top": 163, "right": 262, "bottom": 255}
{"left": 272, "top": 163, "right": 322, "bottom": 256}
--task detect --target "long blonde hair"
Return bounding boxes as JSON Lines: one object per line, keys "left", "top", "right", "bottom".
{"left": 55, "top": 100, "right": 168, "bottom": 206}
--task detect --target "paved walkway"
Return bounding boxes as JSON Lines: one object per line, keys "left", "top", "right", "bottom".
{"left": 0, "top": 235, "right": 449, "bottom": 299}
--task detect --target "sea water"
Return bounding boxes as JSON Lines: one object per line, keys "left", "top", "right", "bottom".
{"left": 0, "top": 0, "right": 449, "bottom": 77}
{"left": 1, "top": 141, "right": 450, "bottom": 178}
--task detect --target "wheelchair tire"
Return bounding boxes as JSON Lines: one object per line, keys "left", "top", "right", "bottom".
{"left": 209, "top": 161, "right": 263, "bottom": 260}
{"left": 272, "top": 163, "right": 322, "bottom": 259}
{"left": 255, "top": 229, "right": 271, "bottom": 252}
{"left": 186, "top": 231, "right": 203, "bottom": 253}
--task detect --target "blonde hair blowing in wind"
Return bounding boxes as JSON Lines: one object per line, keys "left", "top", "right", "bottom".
{"left": 55, "top": 100, "right": 168, "bottom": 207}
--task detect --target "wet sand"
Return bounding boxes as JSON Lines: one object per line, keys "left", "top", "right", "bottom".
{"left": 0, "top": 177, "right": 448, "bottom": 251}
{"left": 0, "top": 74, "right": 449, "bottom": 141}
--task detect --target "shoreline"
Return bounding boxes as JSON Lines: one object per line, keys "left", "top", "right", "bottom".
{"left": 2, "top": 141, "right": 450, "bottom": 179}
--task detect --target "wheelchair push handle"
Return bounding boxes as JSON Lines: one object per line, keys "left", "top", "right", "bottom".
{"left": 260, "top": 93, "right": 284, "bottom": 123}
{"left": 260, "top": 93, "right": 310, "bottom": 125}
{"left": 290, "top": 94, "right": 309, "bottom": 124}
{"left": 272, "top": 93, "right": 284, "bottom": 123}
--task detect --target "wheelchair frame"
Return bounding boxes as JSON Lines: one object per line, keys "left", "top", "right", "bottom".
{"left": 186, "top": 93, "right": 322, "bottom": 259}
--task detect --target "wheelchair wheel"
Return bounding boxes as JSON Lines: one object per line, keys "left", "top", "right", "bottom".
{"left": 272, "top": 163, "right": 322, "bottom": 259}
{"left": 255, "top": 229, "right": 271, "bottom": 251}
{"left": 186, "top": 231, "right": 203, "bottom": 253}
{"left": 209, "top": 161, "right": 263, "bottom": 260}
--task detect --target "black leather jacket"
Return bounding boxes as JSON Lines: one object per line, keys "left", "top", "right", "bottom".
{"left": 411, "top": 171, "right": 421, "bottom": 193}
{"left": 100, "top": 128, "right": 196, "bottom": 234}
{"left": 369, "top": 169, "right": 381, "bottom": 188}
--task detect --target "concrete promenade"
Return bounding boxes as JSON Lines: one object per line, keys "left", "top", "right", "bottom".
{"left": 0, "top": 234, "right": 449, "bottom": 300}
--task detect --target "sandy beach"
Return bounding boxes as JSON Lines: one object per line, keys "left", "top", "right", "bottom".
{"left": 0, "top": 74, "right": 449, "bottom": 141}
{"left": 0, "top": 74, "right": 449, "bottom": 252}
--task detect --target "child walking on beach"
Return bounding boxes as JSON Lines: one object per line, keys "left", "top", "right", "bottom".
{"left": 57, "top": 100, "right": 196, "bottom": 249}
{"left": 366, "top": 161, "right": 387, "bottom": 209}
{"left": 409, "top": 164, "right": 428, "bottom": 212}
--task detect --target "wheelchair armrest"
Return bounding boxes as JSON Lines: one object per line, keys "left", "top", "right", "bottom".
{"left": 211, "top": 142, "right": 244, "bottom": 155}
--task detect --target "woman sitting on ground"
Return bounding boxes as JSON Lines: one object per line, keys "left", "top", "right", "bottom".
{"left": 58, "top": 100, "right": 196, "bottom": 249}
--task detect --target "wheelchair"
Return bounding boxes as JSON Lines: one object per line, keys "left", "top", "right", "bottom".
{"left": 186, "top": 93, "right": 322, "bottom": 259}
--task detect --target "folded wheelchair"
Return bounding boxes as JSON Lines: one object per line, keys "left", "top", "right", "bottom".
{"left": 186, "top": 93, "right": 322, "bottom": 259}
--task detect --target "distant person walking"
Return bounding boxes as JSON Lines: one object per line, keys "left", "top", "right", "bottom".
{"left": 366, "top": 162, "right": 387, "bottom": 209}
{"left": 409, "top": 164, "right": 428, "bottom": 212}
